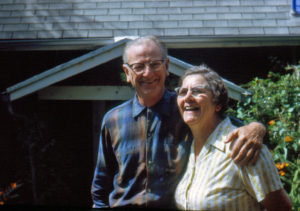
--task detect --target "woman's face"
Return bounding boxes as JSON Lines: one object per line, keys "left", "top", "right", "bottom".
{"left": 177, "top": 74, "right": 220, "bottom": 127}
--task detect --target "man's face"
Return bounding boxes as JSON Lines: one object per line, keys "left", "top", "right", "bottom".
{"left": 123, "top": 40, "right": 169, "bottom": 106}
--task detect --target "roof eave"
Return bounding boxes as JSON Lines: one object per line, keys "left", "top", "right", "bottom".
{"left": 1, "top": 35, "right": 300, "bottom": 51}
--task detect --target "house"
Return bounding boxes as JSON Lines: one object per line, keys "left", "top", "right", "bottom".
{"left": 0, "top": 0, "right": 299, "bottom": 207}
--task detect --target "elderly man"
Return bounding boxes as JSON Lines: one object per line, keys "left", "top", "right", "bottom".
{"left": 91, "top": 36, "right": 266, "bottom": 209}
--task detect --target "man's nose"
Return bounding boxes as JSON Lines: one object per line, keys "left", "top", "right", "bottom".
{"left": 142, "top": 64, "right": 154, "bottom": 76}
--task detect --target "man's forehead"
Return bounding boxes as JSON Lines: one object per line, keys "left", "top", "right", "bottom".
{"left": 127, "top": 41, "right": 163, "bottom": 60}
{"left": 129, "top": 40, "right": 158, "bottom": 51}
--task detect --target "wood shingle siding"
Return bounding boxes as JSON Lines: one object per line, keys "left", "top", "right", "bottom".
{"left": 0, "top": 0, "right": 298, "bottom": 40}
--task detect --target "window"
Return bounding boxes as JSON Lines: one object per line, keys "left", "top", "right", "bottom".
{"left": 292, "top": 0, "right": 300, "bottom": 16}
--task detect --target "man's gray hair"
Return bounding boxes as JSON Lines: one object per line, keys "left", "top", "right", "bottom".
{"left": 122, "top": 35, "right": 168, "bottom": 64}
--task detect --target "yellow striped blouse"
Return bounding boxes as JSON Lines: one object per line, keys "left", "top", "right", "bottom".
{"left": 175, "top": 117, "right": 283, "bottom": 211}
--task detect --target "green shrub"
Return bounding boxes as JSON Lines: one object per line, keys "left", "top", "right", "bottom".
{"left": 227, "top": 63, "right": 300, "bottom": 210}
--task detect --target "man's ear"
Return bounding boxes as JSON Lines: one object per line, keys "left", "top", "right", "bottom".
{"left": 122, "top": 64, "right": 131, "bottom": 83}
{"left": 165, "top": 57, "right": 170, "bottom": 76}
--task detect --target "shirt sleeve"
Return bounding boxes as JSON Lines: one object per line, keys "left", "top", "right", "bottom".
{"left": 240, "top": 145, "right": 283, "bottom": 202}
{"left": 91, "top": 120, "right": 116, "bottom": 208}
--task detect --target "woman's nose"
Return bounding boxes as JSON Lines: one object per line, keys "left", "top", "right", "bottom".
{"left": 184, "top": 89, "right": 194, "bottom": 101}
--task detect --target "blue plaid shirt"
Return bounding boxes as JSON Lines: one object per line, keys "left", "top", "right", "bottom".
{"left": 91, "top": 90, "right": 192, "bottom": 209}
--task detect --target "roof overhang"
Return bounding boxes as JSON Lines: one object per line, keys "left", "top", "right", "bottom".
{"left": 4, "top": 38, "right": 250, "bottom": 102}
{"left": 1, "top": 35, "right": 300, "bottom": 51}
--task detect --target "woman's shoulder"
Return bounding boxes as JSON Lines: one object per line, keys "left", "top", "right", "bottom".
{"left": 211, "top": 117, "right": 237, "bottom": 154}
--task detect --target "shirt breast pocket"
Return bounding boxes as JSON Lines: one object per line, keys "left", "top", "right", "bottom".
{"left": 115, "top": 143, "right": 141, "bottom": 165}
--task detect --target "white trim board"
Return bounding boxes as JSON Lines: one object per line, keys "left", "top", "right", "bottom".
{"left": 38, "top": 86, "right": 135, "bottom": 101}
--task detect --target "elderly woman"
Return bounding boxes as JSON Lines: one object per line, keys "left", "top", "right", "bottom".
{"left": 174, "top": 65, "right": 292, "bottom": 211}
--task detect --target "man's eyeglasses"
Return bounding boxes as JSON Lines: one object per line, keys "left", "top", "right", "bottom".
{"left": 175, "top": 85, "right": 211, "bottom": 97}
{"left": 125, "top": 60, "right": 165, "bottom": 74}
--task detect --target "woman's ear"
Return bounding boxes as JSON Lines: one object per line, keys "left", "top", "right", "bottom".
{"left": 215, "top": 104, "right": 222, "bottom": 112}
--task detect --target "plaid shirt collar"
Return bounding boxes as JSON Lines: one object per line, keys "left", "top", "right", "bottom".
{"left": 132, "top": 89, "right": 172, "bottom": 119}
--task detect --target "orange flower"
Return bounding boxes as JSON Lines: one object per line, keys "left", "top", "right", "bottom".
{"left": 10, "top": 183, "right": 17, "bottom": 189}
{"left": 276, "top": 163, "right": 282, "bottom": 170}
{"left": 0, "top": 201, "right": 4, "bottom": 205}
{"left": 279, "top": 170, "right": 286, "bottom": 176}
{"left": 276, "top": 162, "right": 289, "bottom": 170}
{"left": 284, "top": 136, "right": 293, "bottom": 142}
{"left": 268, "top": 120, "right": 275, "bottom": 126}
